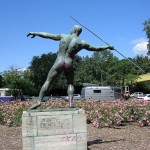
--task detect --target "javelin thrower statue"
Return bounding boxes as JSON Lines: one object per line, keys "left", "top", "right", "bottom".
{"left": 27, "top": 25, "right": 114, "bottom": 109}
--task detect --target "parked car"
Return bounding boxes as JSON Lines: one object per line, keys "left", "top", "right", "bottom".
{"left": 73, "top": 94, "right": 81, "bottom": 100}
{"left": 22, "top": 95, "right": 33, "bottom": 101}
{"left": 137, "top": 94, "right": 150, "bottom": 101}
{"left": 130, "top": 92, "right": 143, "bottom": 98}
{"left": 61, "top": 94, "right": 81, "bottom": 100}
{"left": 61, "top": 96, "right": 69, "bottom": 100}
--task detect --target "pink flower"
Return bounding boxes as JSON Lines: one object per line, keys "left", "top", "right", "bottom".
{"left": 92, "top": 118, "right": 99, "bottom": 128}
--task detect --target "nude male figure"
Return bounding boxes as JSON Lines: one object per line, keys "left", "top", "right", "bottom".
{"left": 27, "top": 25, "right": 114, "bottom": 109}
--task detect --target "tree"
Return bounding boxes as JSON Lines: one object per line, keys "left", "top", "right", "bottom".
{"left": 29, "top": 52, "right": 57, "bottom": 88}
{"left": 98, "top": 50, "right": 119, "bottom": 86}
{"left": 2, "top": 66, "right": 34, "bottom": 96}
{"left": 143, "top": 18, "right": 150, "bottom": 38}
{"left": 143, "top": 19, "right": 150, "bottom": 54}
{"left": 75, "top": 55, "right": 96, "bottom": 85}
{"left": 131, "top": 55, "right": 150, "bottom": 93}
{"left": 115, "top": 59, "right": 138, "bottom": 86}
{"left": 20, "top": 69, "right": 35, "bottom": 95}
{"left": 0, "top": 75, "right": 2, "bottom": 88}
{"left": 133, "top": 55, "right": 150, "bottom": 73}
{"left": 75, "top": 50, "right": 120, "bottom": 86}
{"left": 29, "top": 52, "right": 57, "bottom": 95}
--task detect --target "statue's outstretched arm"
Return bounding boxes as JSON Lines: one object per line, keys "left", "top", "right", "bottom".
{"left": 82, "top": 41, "right": 114, "bottom": 51}
{"left": 27, "top": 32, "right": 61, "bottom": 40}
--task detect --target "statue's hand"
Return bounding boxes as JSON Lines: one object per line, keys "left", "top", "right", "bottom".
{"left": 27, "top": 32, "right": 36, "bottom": 38}
{"left": 108, "top": 46, "right": 115, "bottom": 50}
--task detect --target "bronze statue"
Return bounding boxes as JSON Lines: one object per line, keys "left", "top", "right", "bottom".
{"left": 27, "top": 25, "right": 114, "bottom": 109}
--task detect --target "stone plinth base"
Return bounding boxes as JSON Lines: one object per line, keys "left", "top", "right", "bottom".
{"left": 22, "top": 108, "right": 87, "bottom": 150}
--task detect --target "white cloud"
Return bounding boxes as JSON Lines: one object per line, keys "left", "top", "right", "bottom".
{"left": 131, "top": 38, "right": 148, "bottom": 55}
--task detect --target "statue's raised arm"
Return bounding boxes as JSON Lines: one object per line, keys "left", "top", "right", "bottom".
{"left": 27, "top": 32, "right": 61, "bottom": 40}
{"left": 81, "top": 40, "right": 115, "bottom": 51}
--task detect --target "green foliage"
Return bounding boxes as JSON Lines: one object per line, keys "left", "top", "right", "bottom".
{"left": 111, "top": 59, "right": 138, "bottom": 86}
{"left": 143, "top": 19, "right": 150, "bottom": 54}
{"left": 0, "top": 75, "right": 2, "bottom": 88}
{"left": 13, "top": 107, "right": 25, "bottom": 126}
{"left": 2, "top": 66, "right": 35, "bottom": 96}
{"left": 2, "top": 50, "right": 150, "bottom": 96}
{"left": 143, "top": 18, "right": 150, "bottom": 38}
{"left": 29, "top": 52, "right": 57, "bottom": 94}
{"left": 75, "top": 51, "right": 136, "bottom": 86}
{"left": 75, "top": 50, "right": 122, "bottom": 86}
{"left": 133, "top": 81, "right": 150, "bottom": 94}
{"left": 2, "top": 66, "right": 22, "bottom": 89}
{"left": 133, "top": 55, "right": 150, "bottom": 73}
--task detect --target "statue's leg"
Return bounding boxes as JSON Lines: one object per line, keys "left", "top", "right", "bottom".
{"left": 30, "top": 65, "right": 60, "bottom": 109}
{"left": 67, "top": 84, "right": 74, "bottom": 107}
{"left": 65, "top": 68, "right": 75, "bottom": 107}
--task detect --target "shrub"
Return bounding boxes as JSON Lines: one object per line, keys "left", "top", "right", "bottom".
{"left": 0, "top": 99, "right": 150, "bottom": 128}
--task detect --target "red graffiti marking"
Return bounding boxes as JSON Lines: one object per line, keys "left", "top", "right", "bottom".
{"left": 61, "top": 135, "right": 83, "bottom": 142}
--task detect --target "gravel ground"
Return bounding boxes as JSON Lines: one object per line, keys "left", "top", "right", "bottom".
{"left": 0, "top": 123, "right": 150, "bottom": 150}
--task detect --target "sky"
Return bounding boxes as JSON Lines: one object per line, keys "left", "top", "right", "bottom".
{"left": 0, "top": 0, "right": 150, "bottom": 72}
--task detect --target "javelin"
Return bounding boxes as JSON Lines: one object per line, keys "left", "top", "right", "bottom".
{"left": 69, "top": 16, "right": 145, "bottom": 73}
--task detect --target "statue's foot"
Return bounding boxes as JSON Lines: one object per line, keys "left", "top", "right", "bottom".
{"left": 29, "top": 103, "right": 41, "bottom": 110}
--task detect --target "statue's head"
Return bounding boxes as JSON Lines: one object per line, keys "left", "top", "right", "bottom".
{"left": 70, "top": 25, "right": 82, "bottom": 36}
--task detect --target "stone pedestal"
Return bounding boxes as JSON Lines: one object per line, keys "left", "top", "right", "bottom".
{"left": 22, "top": 108, "right": 87, "bottom": 150}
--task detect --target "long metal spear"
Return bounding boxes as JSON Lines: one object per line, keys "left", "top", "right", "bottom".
{"left": 69, "top": 16, "right": 145, "bottom": 73}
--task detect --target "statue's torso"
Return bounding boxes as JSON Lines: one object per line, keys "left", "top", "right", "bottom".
{"left": 58, "top": 34, "right": 82, "bottom": 57}
{"left": 55, "top": 34, "right": 82, "bottom": 70}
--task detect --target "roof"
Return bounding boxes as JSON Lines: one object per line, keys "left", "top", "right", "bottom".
{"left": 135, "top": 73, "right": 150, "bottom": 83}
